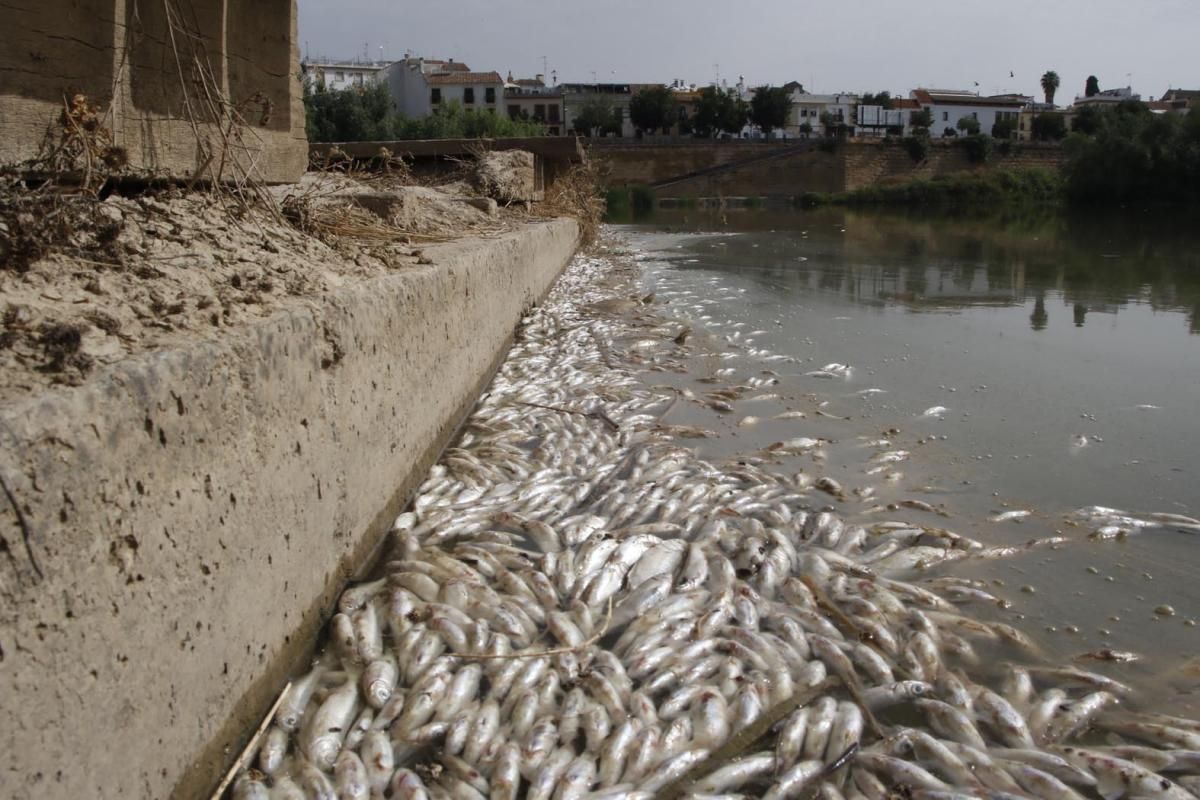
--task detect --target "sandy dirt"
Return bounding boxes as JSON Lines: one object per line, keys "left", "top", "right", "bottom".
{"left": 0, "top": 171, "right": 534, "bottom": 403}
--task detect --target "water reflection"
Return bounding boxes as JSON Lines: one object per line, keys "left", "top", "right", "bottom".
{"left": 613, "top": 205, "right": 1200, "bottom": 334}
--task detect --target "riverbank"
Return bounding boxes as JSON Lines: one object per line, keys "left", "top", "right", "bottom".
{"left": 801, "top": 167, "right": 1064, "bottom": 211}
{"left": 0, "top": 170, "right": 583, "bottom": 799}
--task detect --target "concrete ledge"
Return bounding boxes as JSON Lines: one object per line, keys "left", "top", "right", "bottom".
{"left": 0, "top": 218, "right": 579, "bottom": 799}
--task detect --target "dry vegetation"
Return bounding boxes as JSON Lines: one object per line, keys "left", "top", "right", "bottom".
{"left": 0, "top": 101, "right": 602, "bottom": 401}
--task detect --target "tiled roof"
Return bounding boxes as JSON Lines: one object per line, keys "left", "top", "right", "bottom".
{"left": 892, "top": 98, "right": 920, "bottom": 109}
{"left": 427, "top": 71, "right": 504, "bottom": 86}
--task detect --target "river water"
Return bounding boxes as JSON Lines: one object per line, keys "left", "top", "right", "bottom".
{"left": 620, "top": 206, "right": 1200, "bottom": 714}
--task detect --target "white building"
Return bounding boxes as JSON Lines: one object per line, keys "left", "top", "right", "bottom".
{"left": 504, "top": 74, "right": 565, "bottom": 136}
{"left": 784, "top": 85, "right": 859, "bottom": 136}
{"left": 301, "top": 60, "right": 389, "bottom": 92}
{"left": 1072, "top": 86, "right": 1140, "bottom": 108}
{"left": 382, "top": 57, "right": 503, "bottom": 119}
{"left": 856, "top": 98, "right": 921, "bottom": 137}
{"left": 911, "top": 89, "right": 1025, "bottom": 138}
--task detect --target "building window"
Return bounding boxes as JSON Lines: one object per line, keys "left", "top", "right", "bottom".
{"left": 943, "top": 111, "right": 949, "bottom": 121}
{"left": 431, "top": 88, "right": 441, "bottom": 104}
{"left": 534, "top": 104, "right": 546, "bottom": 121}
{"left": 508, "top": 104, "right": 520, "bottom": 119}
{"left": 464, "top": 87, "right": 475, "bottom": 104}
{"left": 335, "top": 71, "right": 345, "bottom": 82}
{"left": 485, "top": 87, "right": 496, "bottom": 103}
{"left": 354, "top": 73, "right": 363, "bottom": 86}
{"left": 549, "top": 104, "right": 560, "bottom": 123}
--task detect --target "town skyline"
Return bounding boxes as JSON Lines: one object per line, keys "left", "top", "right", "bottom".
{"left": 298, "top": 0, "right": 1197, "bottom": 101}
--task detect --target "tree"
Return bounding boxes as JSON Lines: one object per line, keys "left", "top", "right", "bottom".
{"left": 956, "top": 116, "right": 981, "bottom": 135}
{"left": 798, "top": 122, "right": 813, "bottom": 137}
{"left": 1031, "top": 112, "right": 1067, "bottom": 141}
{"left": 572, "top": 95, "right": 620, "bottom": 137}
{"left": 909, "top": 108, "right": 933, "bottom": 131}
{"left": 749, "top": 85, "right": 793, "bottom": 136}
{"left": 860, "top": 91, "right": 893, "bottom": 109}
{"left": 1040, "top": 71, "right": 1060, "bottom": 106}
{"left": 1085, "top": 75, "right": 1100, "bottom": 97}
{"left": 992, "top": 118, "right": 1016, "bottom": 139}
{"left": 693, "top": 86, "right": 749, "bottom": 137}
{"left": 1071, "top": 105, "right": 1104, "bottom": 135}
{"left": 628, "top": 86, "right": 677, "bottom": 134}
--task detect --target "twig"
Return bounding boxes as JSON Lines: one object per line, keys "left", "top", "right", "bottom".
{"left": 209, "top": 679, "right": 291, "bottom": 800}
{"left": 0, "top": 471, "right": 43, "bottom": 581}
{"left": 449, "top": 597, "right": 613, "bottom": 661}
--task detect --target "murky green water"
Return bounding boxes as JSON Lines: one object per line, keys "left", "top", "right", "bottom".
{"left": 619, "top": 205, "right": 1200, "bottom": 713}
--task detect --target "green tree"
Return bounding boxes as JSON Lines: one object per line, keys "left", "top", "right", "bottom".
{"left": 1063, "top": 107, "right": 1200, "bottom": 204}
{"left": 860, "top": 91, "right": 893, "bottom": 109}
{"left": 909, "top": 108, "right": 933, "bottom": 131}
{"left": 693, "top": 87, "right": 749, "bottom": 137}
{"left": 1071, "top": 105, "right": 1104, "bottom": 135}
{"left": 1085, "top": 75, "right": 1101, "bottom": 97}
{"left": 572, "top": 95, "right": 620, "bottom": 137}
{"left": 1031, "top": 112, "right": 1068, "bottom": 141}
{"left": 956, "top": 116, "right": 981, "bottom": 135}
{"left": 1040, "top": 71, "right": 1061, "bottom": 106}
{"left": 798, "top": 121, "right": 813, "bottom": 137}
{"left": 749, "top": 85, "right": 793, "bottom": 136}
{"left": 992, "top": 118, "right": 1016, "bottom": 139}
{"left": 628, "top": 86, "right": 677, "bottom": 134}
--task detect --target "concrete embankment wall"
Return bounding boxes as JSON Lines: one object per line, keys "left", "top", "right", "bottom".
{"left": 0, "top": 219, "right": 579, "bottom": 799}
{"left": 594, "top": 140, "right": 1067, "bottom": 198}
{"left": 595, "top": 141, "right": 794, "bottom": 186}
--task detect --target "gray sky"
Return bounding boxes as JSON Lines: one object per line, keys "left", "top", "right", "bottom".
{"left": 298, "top": 0, "right": 1197, "bottom": 100}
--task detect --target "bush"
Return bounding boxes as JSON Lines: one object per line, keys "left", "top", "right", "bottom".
{"left": 1031, "top": 112, "right": 1068, "bottom": 142}
{"left": 943, "top": 127, "right": 958, "bottom": 138}
{"left": 901, "top": 134, "right": 930, "bottom": 163}
{"left": 304, "top": 83, "right": 546, "bottom": 142}
{"left": 991, "top": 118, "right": 1016, "bottom": 139}
{"left": 956, "top": 116, "right": 981, "bottom": 136}
{"left": 960, "top": 134, "right": 993, "bottom": 164}
{"left": 834, "top": 168, "right": 1063, "bottom": 209}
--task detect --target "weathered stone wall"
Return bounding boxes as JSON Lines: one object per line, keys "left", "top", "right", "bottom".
{"left": 593, "top": 141, "right": 794, "bottom": 187}
{"left": 594, "top": 139, "right": 1067, "bottom": 198}
{"left": 0, "top": 0, "right": 306, "bottom": 183}
{"left": 842, "top": 140, "right": 1067, "bottom": 192}
{"left": 0, "top": 220, "right": 580, "bottom": 799}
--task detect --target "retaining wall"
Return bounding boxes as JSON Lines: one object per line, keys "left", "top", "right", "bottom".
{"left": 0, "top": 219, "right": 579, "bottom": 799}
{"left": 0, "top": 0, "right": 307, "bottom": 183}
{"left": 595, "top": 139, "right": 1067, "bottom": 198}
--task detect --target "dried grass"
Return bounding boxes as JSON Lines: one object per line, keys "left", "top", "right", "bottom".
{"left": 533, "top": 159, "right": 608, "bottom": 246}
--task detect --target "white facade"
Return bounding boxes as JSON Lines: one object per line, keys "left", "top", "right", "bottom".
{"left": 301, "top": 61, "right": 388, "bottom": 92}
{"left": 1073, "top": 86, "right": 1139, "bottom": 108}
{"left": 382, "top": 58, "right": 503, "bottom": 119}
{"left": 856, "top": 105, "right": 916, "bottom": 137}
{"left": 912, "top": 89, "right": 1024, "bottom": 138}
{"left": 786, "top": 91, "right": 859, "bottom": 135}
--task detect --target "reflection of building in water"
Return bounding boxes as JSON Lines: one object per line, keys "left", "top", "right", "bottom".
{"left": 1074, "top": 303, "right": 1087, "bottom": 327}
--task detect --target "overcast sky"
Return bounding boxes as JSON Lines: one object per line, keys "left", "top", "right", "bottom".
{"left": 298, "top": 0, "right": 1197, "bottom": 100}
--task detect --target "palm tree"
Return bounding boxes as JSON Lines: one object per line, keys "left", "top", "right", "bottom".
{"left": 1040, "top": 71, "right": 1060, "bottom": 106}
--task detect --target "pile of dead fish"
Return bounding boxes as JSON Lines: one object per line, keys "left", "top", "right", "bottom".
{"left": 234, "top": 243, "right": 1200, "bottom": 799}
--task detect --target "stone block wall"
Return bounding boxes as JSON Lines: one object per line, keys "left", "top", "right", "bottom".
{"left": 842, "top": 140, "right": 1067, "bottom": 192}
{"left": 0, "top": 0, "right": 306, "bottom": 183}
